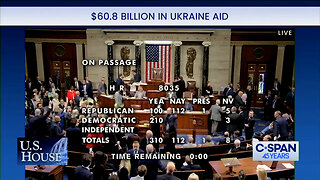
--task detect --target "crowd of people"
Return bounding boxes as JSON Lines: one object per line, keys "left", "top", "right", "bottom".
{"left": 24, "top": 73, "right": 294, "bottom": 180}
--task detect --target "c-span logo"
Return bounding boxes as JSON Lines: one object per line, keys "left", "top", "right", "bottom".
{"left": 253, "top": 141, "right": 299, "bottom": 161}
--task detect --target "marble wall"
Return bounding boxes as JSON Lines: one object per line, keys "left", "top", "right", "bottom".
{"left": 85, "top": 29, "right": 232, "bottom": 91}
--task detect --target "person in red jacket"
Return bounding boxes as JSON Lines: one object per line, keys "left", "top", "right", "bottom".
{"left": 66, "top": 86, "right": 76, "bottom": 102}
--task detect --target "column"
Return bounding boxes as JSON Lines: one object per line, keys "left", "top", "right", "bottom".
{"left": 35, "top": 42, "right": 44, "bottom": 80}
{"left": 105, "top": 40, "right": 114, "bottom": 81}
{"left": 133, "top": 40, "right": 143, "bottom": 73}
{"left": 76, "top": 43, "right": 84, "bottom": 80}
{"left": 233, "top": 45, "right": 242, "bottom": 86}
{"left": 202, "top": 41, "right": 211, "bottom": 93}
{"left": 173, "top": 41, "right": 182, "bottom": 79}
{"left": 275, "top": 45, "right": 286, "bottom": 83}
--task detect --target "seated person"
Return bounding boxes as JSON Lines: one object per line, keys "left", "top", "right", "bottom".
{"left": 233, "top": 130, "right": 245, "bottom": 141}
{"left": 74, "top": 153, "right": 93, "bottom": 180}
{"left": 129, "top": 80, "right": 138, "bottom": 97}
{"left": 219, "top": 132, "right": 230, "bottom": 145}
{"left": 230, "top": 139, "right": 245, "bottom": 153}
{"left": 182, "top": 137, "right": 197, "bottom": 148}
{"left": 246, "top": 138, "right": 259, "bottom": 150}
{"left": 184, "top": 101, "right": 193, "bottom": 111}
{"left": 134, "top": 86, "right": 146, "bottom": 99}
{"left": 188, "top": 173, "right": 200, "bottom": 180}
{"left": 263, "top": 134, "right": 272, "bottom": 141}
{"left": 138, "top": 144, "right": 165, "bottom": 180}
{"left": 157, "top": 162, "right": 181, "bottom": 180}
{"left": 180, "top": 155, "right": 201, "bottom": 171}
{"left": 203, "top": 135, "right": 215, "bottom": 146}
{"left": 130, "top": 165, "right": 147, "bottom": 180}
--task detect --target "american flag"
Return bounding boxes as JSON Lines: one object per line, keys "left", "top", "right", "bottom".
{"left": 145, "top": 45, "right": 171, "bottom": 82}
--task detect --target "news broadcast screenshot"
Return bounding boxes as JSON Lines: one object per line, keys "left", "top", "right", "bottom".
{"left": 1, "top": 3, "right": 319, "bottom": 180}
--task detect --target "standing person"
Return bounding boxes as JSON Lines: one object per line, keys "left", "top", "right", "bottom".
{"left": 163, "top": 108, "right": 177, "bottom": 136}
{"left": 81, "top": 80, "right": 87, "bottom": 97}
{"left": 273, "top": 111, "right": 289, "bottom": 141}
{"left": 203, "top": 81, "right": 214, "bottom": 96}
{"left": 174, "top": 76, "right": 185, "bottom": 98}
{"left": 272, "top": 78, "right": 281, "bottom": 95}
{"left": 98, "top": 77, "right": 107, "bottom": 95}
{"left": 50, "top": 116, "right": 66, "bottom": 138}
{"left": 223, "top": 83, "right": 233, "bottom": 97}
{"left": 128, "top": 141, "right": 144, "bottom": 177}
{"left": 66, "top": 86, "right": 77, "bottom": 102}
{"left": 244, "top": 110, "right": 256, "bottom": 140}
{"left": 228, "top": 106, "right": 240, "bottom": 135}
{"left": 85, "top": 77, "right": 93, "bottom": 98}
{"left": 208, "top": 99, "right": 225, "bottom": 136}
{"left": 234, "top": 91, "right": 245, "bottom": 108}
{"left": 116, "top": 74, "right": 124, "bottom": 91}
{"left": 73, "top": 77, "right": 82, "bottom": 91}
{"left": 246, "top": 85, "right": 253, "bottom": 110}
{"left": 132, "top": 70, "right": 141, "bottom": 82}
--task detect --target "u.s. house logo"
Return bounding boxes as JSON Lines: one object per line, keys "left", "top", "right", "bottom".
{"left": 17, "top": 138, "right": 68, "bottom": 165}
{"left": 253, "top": 141, "right": 299, "bottom": 161}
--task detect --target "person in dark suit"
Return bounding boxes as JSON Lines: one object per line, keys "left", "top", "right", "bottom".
{"left": 264, "top": 90, "right": 274, "bottom": 121}
{"left": 271, "top": 94, "right": 283, "bottom": 114}
{"left": 50, "top": 116, "right": 66, "bottom": 138}
{"left": 85, "top": 77, "right": 93, "bottom": 98}
{"left": 81, "top": 79, "right": 88, "bottom": 97}
{"left": 116, "top": 74, "right": 124, "bottom": 91}
{"left": 219, "top": 131, "right": 230, "bottom": 145}
{"left": 138, "top": 144, "right": 165, "bottom": 180}
{"left": 29, "top": 108, "right": 50, "bottom": 138}
{"left": 246, "top": 85, "right": 253, "bottom": 110}
{"left": 92, "top": 151, "right": 115, "bottom": 180}
{"left": 140, "top": 130, "right": 153, "bottom": 153}
{"left": 230, "top": 139, "right": 245, "bottom": 153}
{"left": 66, "top": 118, "right": 82, "bottom": 151}
{"left": 284, "top": 87, "right": 295, "bottom": 110}
{"left": 173, "top": 76, "right": 185, "bottom": 98}
{"left": 163, "top": 108, "right": 178, "bottom": 136}
{"left": 33, "top": 76, "right": 43, "bottom": 92}
{"left": 132, "top": 70, "right": 141, "bottom": 82}
{"left": 244, "top": 110, "right": 256, "bottom": 140}
{"left": 228, "top": 106, "right": 240, "bottom": 134}
{"left": 157, "top": 162, "right": 181, "bottom": 180}
{"left": 223, "top": 83, "right": 233, "bottom": 97}
{"left": 128, "top": 141, "right": 145, "bottom": 177}
{"left": 234, "top": 91, "right": 245, "bottom": 107}
{"left": 238, "top": 106, "right": 246, "bottom": 136}
{"left": 73, "top": 77, "right": 82, "bottom": 91}
{"left": 180, "top": 155, "right": 201, "bottom": 171}
{"left": 203, "top": 81, "right": 214, "bottom": 96}
{"left": 75, "top": 153, "right": 93, "bottom": 180}
{"left": 273, "top": 78, "right": 281, "bottom": 95}
{"left": 274, "top": 111, "right": 289, "bottom": 141}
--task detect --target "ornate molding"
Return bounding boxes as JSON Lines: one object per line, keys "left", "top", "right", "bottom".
{"left": 133, "top": 40, "right": 144, "bottom": 46}
{"left": 105, "top": 40, "right": 115, "bottom": 45}
{"left": 202, "top": 41, "right": 212, "bottom": 47}
{"left": 173, "top": 41, "right": 182, "bottom": 46}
